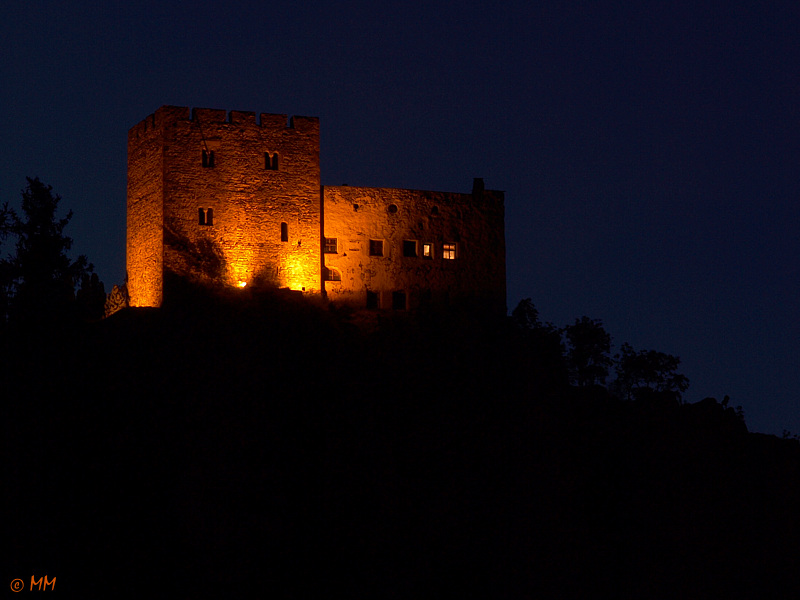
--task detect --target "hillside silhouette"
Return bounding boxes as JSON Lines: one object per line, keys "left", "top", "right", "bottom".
{"left": 4, "top": 279, "right": 800, "bottom": 597}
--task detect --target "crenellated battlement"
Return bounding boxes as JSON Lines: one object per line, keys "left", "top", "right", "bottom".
{"left": 129, "top": 106, "right": 318, "bottom": 141}
{"left": 128, "top": 113, "right": 156, "bottom": 141}
{"left": 128, "top": 106, "right": 189, "bottom": 140}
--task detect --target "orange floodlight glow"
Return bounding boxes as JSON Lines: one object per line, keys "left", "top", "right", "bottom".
{"left": 283, "top": 252, "right": 316, "bottom": 291}
{"left": 225, "top": 241, "right": 257, "bottom": 289}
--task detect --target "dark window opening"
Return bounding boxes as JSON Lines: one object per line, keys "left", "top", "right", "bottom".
{"left": 369, "top": 239, "right": 383, "bottom": 257}
{"left": 431, "top": 206, "right": 439, "bottom": 215}
{"left": 281, "top": 222, "right": 289, "bottom": 242}
{"left": 324, "top": 237, "right": 338, "bottom": 253}
{"left": 403, "top": 240, "right": 417, "bottom": 257}
{"left": 366, "top": 291, "right": 379, "bottom": 309}
{"left": 324, "top": 268, "right": 341, "bottom": 282}
{"left": 388, "top": 204, "right": 398, "bottom": 214}
{"left": 392, "top": 291, "right": 406, "bottom": 310}
{"left": 202, "top": 149, "right": 215, "bottom": 168}
{"left": 199, "top": 208, "right": 213, "bottom": 226}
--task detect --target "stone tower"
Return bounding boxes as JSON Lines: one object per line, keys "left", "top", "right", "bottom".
{"left": 127, "top": 106, "right": 321, "bottom": 307}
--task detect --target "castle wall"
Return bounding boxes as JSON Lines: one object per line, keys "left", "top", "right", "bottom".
{"left": 162, "top": 107, "right": 321, "bottom": 292}
{"left": 127, "top": 109, "right": 175, "bottom": 307}
{"left": 322, "top": 182, "right": 506, "bottom": 313}
{"left": 127, "top": 106, "right": 321, "bottom": 306}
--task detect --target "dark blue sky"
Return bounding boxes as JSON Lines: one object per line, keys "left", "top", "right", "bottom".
{"left": 2, "top": 0, "right": 798, "bottom": 435}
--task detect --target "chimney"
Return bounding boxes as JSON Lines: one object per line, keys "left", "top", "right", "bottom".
{"left": 472, "top": 177, "right": 485, "bottom": 198}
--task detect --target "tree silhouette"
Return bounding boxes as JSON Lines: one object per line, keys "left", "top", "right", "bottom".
{"left": 510, "top": 298, "right": 567, "bottom": 389}
{"left": 564, "top": 316, "right": 612, "bottom": 387}
{"left": 1, "top": 178, "right": 93, "bottom": 326}
{"left": 0, "top": 202, "right": 13, "bottom": 320}
{"left": 0, "top": 202, "right": 11, "bottom": 237}
{"left": 612, "top": 342, "right": 689, "bottom": 403}
{"left": 76, "top": 272, "right": 107, "bottom": 321}
{"left": 511, "top": 297, "right": 542, "bottom": 330}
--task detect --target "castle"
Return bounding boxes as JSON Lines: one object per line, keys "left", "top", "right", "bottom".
{"left": 127, "top": 106, "right": 506, "bottom": 313}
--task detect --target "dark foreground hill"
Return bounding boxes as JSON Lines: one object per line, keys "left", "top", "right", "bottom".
{"left": 4, "top": 285, "right": 800, "bottom": 597}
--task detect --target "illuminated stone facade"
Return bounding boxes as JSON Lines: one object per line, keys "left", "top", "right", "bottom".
{"left": 127, "top": 106, "right": 505, "bottom": 313}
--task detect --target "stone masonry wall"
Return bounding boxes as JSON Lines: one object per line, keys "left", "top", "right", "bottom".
{"left": 127, "top": 108, "right": 174, "bottom": 307}
{"left": 127, "top": 106, "right": 321, "bottom": 306}
{"left": 162, "top": 107, "right": 321, "bottom": 292}
{"left": 322, "top": 181, "right": 505, "bottom": 313}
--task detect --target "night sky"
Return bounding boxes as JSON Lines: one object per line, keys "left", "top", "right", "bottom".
{"left": 1, "top": 1, "right": 798, "bottom": 436}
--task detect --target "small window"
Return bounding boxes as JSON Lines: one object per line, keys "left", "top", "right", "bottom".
{"left": 388, "top": 204, "right": 398, "bottom": 214}
{"left": 392, "top": 291, "right": 406, "bottom": 310}
{"left": 281, "top": 222, "right": 288, "bottom": 242}
{"left": 369, "top": 239, "right": 383, "bottom": 257}
{"left": 403, "top": 240, "right": 417, "bottom": 257}
{"left": 324, "top": 237, "right": 338, "bottom": 253}
{"left": 199, "top": 208, "right": 213, "bottom": 226}
{"left": 265, "top": 152, "right": 279, "bottom": 170}
{"left": 366, "top": 290, "right": 379, "bottom": 309}
{"left": 443, "top": 243, "right": 457, "bottom": 260}
{"left": 422, "top": 243, "right": 433, "bottom": 259}
{"left": 202, "top": 149, "right": 215, "bottom": 168}
{"left": 324, "top": 268, "right": 341, "bottom": 282}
